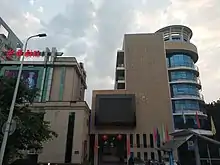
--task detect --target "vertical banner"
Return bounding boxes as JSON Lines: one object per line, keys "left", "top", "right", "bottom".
{"left": 165, "top": 125, "right": 170, "bottom": 142}
{"left": 127, "top": 134, "right": 130, "bottom": 157}
{"left": 196, "top": 111, "right": 201, "bottom": 128}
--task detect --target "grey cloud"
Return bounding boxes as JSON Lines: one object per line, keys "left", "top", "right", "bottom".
{"left": 29, "top": 0, "right": 95, "bottom": 50}
{"left": 4, "top": 0, "right": 220, "bottom": 105}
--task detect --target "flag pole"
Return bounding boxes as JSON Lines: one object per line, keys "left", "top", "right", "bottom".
{"left": 207, "top": 144, "right": 212, "bottom": 165}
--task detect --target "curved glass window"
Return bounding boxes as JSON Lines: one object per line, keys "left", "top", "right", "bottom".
{"left": 170, "top": 71, "right": 197, "bottom": 81}
{"left": 172, "top": 100, "right": 199, "bottom": 112}
{"left": 174, "top": 115, "right": 209, "bottom": 130}
{"left": 169, "top": 54, "right": 194, "bottom": 68}
{"left": 172, "top": 84, "right": 200, "bottom": 96}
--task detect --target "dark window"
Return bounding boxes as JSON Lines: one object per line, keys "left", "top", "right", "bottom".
{"left": 158, "top": 151, "right": 162, "bottom": 162}
{"left": 65, "top": 112, "right": 75, "bottom": 163}
{"left": 130, "top": 152, "right": 134, "bottom": 158}
{"left": 144, "top": 152, "right": 148, "bottom": 161}
{"left": 136, "top": 134, "right": 140, "bottom": 148}
{"left": 150, "top": 134, "right": 154, "bottom": 148}
{"left": 174, "top": 115, "right": 207, "bottom": 130}
{"left": 137, "top": 152, "right": 141, "bottom": 159}
{"left": 151, "top": 152, "right": 155, "bottom": 160}
{"left": 143, "top": 134, "right": 147, "bottom": 148}
{"left": 130, "top": 134, "right": 133, "bottom": 147}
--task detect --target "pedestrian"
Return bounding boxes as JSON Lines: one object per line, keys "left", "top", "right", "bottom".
{"left": 128, "top": 153, "right": 134, "bottom": 165}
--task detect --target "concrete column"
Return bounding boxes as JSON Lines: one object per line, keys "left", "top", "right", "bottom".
{"left": 194, "top": 137, "right": 201, "bottom": 165}
{"left": 94, "top": 134, "right": 99, "bottom": 165}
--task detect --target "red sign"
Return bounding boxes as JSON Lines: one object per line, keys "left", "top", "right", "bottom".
{"left": 4, "top": 49, "right": 41, "bottom": 58}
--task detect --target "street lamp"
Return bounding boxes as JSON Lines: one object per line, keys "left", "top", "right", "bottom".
{"left": 0, "top": 33, "right": 47, "bottom": 165}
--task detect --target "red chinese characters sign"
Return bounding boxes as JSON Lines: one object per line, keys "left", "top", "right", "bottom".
{"left": 4, "top": 49, "right": 41, "bottom": 58}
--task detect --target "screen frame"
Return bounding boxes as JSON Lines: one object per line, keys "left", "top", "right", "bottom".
{"left": 94, "top": 94, "right": 136, "bottom": 127}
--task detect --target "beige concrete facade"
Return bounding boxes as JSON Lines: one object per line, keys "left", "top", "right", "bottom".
{"left": 0, "top": 51, "right": 90, "bottom": 164}
{"left": 32, "top": 101, "right": 90, "bottom": 164}
{"left": 35, "top": 56, "right": 89, "bottom": 164}
{"left": 90, "top": 33, "right": 174, "bottom": 162}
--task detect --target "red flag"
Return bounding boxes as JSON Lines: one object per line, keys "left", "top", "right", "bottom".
{"left": 127, "top": 136, "right": 130, "bottom": 157}
{"left": 165, "top": 125, "right": 170, "bottom": 141}
{"left": 196, "top": 111, "right": 201, "bottom": 128}
{"left": 153, "top": 128, "right": 157, "bottom": 143}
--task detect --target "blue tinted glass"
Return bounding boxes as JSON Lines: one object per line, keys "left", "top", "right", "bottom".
{"left": 172, "top": 84, "right": 199, "bottom": 96}
{"left": 169, "top": 54, "right": 194, "bottom": 68}
{"left": 173, "top": 100, "right": 200, "bottom": 112}
{"left": 172, "top": 36, "right": 181, "bottom": 41}
{"left": 170, "top": 71, "right": 197, "bottom": 81}
{"left": 174, "top": 115, "right": 199, "bottom": 129}
{"left": 166, "top": 58, "right": 169, "bottom": 67}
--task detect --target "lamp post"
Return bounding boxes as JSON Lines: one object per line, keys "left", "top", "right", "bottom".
{"left": 0, "top": 33, "right": 47, "bottom": 165}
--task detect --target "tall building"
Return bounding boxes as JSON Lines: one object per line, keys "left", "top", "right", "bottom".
{"left": 90, "top": 32, "right": 174, "bottom": 164}
{"left": 0, "top": 48, "right": 90, "bottom": 164}
{"left": 89, "top": 25, "right": 211, "bottom": 165}
{"left": 155, "top": 25, "right": 209, "bottom": 133}
{"left": 0, "top": 17, "right": 23, "bottom": 61}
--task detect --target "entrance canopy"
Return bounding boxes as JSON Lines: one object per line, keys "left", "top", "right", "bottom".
{"left": 160, "top": 129, "right": 220, "bottom": 151}
{"left": 160, "top": 134, "right": 193, "bottom": 151}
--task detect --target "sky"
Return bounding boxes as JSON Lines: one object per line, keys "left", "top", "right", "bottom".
{"left": 0, "top": 0, "right": 220, "bottom": 106}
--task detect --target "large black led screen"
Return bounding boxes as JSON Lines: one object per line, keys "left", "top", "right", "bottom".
{"left": 95, "top": 94, "right": 136, "bottom": 126}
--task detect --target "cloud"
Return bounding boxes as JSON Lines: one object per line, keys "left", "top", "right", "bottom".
{"left": 1, "top": 0, "right": 220, "bottom": 106}
{"left": 37, "top": 6, "right": 44, "bottom": 13}
{"left": 135, "top": 0, "right": 220, "bottom": 103}
{"left": 29, "top": 0, "right": 35, "bottom": 6}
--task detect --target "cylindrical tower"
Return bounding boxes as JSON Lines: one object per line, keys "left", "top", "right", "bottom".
{"left": 156, "top": 25, "right": 210, "bottom": 133}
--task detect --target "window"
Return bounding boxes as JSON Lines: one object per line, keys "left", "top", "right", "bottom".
{"left": 174, "top": 115, "right": 204, "bottom": 129}
{"left": 169, "top": 54, "right": 194, "bottom": 68}
{"left": 130, "top": 134, "right": 133, "bottom": 147}
{"left": 143, "top": 134, "right": 147, "bottom": 148}
{"left": 65, "top": 112, "right": 75, "bottom": 163}
{"left": 151, "top": 152, "right": 155, "bottom": 160}
{"left": 150, "top": 134, "right": 154, "bottom": 148}
{"left": 172, "top": 36, "right": 181, "bottom": 41}
{"left": 158, "top": 151, "right": 162, "bottom": 162}
{"left": 170, "top": 71, "right": 197, "bottom": 81}
{"left": 173, "top": 100, "right": 200, "bottom": 112}
{"left": 144, "top": 152, "right": 148, "bottom": 161}
{"left": 171, "top": 84, "right": 200, "bottom": 97}
{"left": 166, "top": 57, "right": 170, "bottom": 67}
{"left": 137, "top": 152, "right": 141, "bottom": 159}
{"left": 136, "top": 134, "right": 140, "bottom": 148}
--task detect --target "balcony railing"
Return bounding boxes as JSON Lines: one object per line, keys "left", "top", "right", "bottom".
{"left": 168, "top": 64, "right": 199, "bottom": 73}
{"left": 169, "top": 78, "right": 201, "bottom": 87}
{"left": 172, "top": 93, "right": 204, "bottom": 101}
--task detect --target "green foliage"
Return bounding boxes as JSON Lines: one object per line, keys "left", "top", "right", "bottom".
{"left": 206, "top": 99, "right": 220, "bottom": 110}
{"left": 0, "top": 76, "right": 57, "bottom": 163}
{"left": 206, "top": 99, "right": 220, "bottom": 139}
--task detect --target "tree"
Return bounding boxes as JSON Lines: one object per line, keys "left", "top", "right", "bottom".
{"left": 0, "top": 76, "right": 57, "bottom": 164}
{"left": 206, "top": 99, "right": 220, "bottom": 140}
